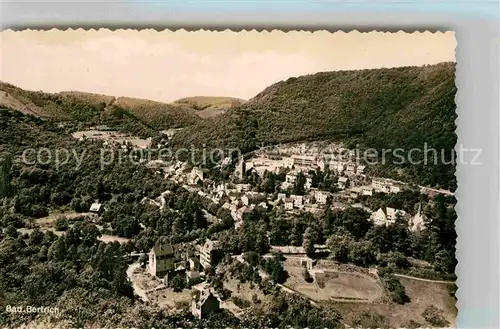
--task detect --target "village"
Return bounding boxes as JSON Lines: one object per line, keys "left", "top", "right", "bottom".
{"left": 115, "top": 139, "right": 456, "bottom": 321}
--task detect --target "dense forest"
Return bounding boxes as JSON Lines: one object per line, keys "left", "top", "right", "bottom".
{"left": 170, "top": 62, "right": 457, "bottom": 190}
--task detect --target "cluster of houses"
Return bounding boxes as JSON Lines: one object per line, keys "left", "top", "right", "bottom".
{"left": 369, "top": 203, "right": 426, "bottom": 232}
{"left": 235, "top": 153, "right": 366, "bottom": 181}
{"left": 147, "top": 239, "right": 224, "bottom": 319}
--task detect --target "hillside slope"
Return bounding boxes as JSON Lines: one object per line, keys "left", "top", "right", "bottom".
{"left": 173, "top": 96, "right": 247, "bottom": 119}
{"left": 170, "top": 62, "right": 457, "bottom": 189}
{"left": 0, "top": 83, "right": 201, "bottom": 134}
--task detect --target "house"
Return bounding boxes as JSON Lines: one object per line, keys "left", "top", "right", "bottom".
{"left": 235, "top": 184, "right": 252, "bottom": 193}
{"left": 314, "top": 191, "right": 329, "bottom": 205}
{"left": 370, "top": 208, "right": 391, "bottom": 226}
{"left": 191, "top": 287, "right": 221, "bottom": 319}
{"left": 337, "top": 177, "right": 348, "bottom": 189}
{"left": 148, "top": 242, "right": 175, "bottom": 278}
{"left": 89, "top": 201, "right": 103, "bottom": 214}
{"left": 304, "top": 177, "right": 313, "bottom": 190}
{"left": 277, "top": 193, "right": 287, "bottom": 201}
{"left": 361, "top": 187, "right": 373, "bottom": 196}
{"left": 284, "top": 198, "right": 294, "bottom": 210}
{"left": 329, "top": 160, "right": 345, "bottom": 173}
{"left": 386, "top": 207, "right": 407, "bottom": 221}
{"left": 389, "top": 185, "right": 401, "bottom": 193}
{"left": 349, "top": 187, "right": 362, "bottom": 198}
{"left": 357, "top": 165, "right": 366, "bottom": 175}
{"left": 235, "top": 160, "right": 246, "bottom": 180}
{"left": 285, "top": 173, "right": 297, "bottom": 184}
{"left": 164, "top": 265, "right": 187, "bottom": 287}
{"left": 188, "top": 167, "right": 206, "bottom": 185}
{"left": 370, "top": 207, "right": 407, "bottom": 226}
{"left": 371, "top": 177, "right": 388, "bottom": 191}
{"left": 281, "top": 157, "right": 295, "bottom": 168}
{"left": 291, "top": 155, "right": 317, "bottom": 168}
{"left": 292, "top": 195, "right": 304, "bottom": 208}
{"left": 186, "top": 270, "right": 202, "bottom": 285}
{"left": 189, "top": 256, "right": 202, "bottom": 272}
{"left": 345, "top": 163, "right": 356, "bottom": 176}
{"left": 372, "top": 177, "right": 397, "bottom": 193}
{"left": 409, "top": 203, "right": 426, "bottom": 232}
{"left": 199, "top": 240, "right": 224, "bottom": 270}
{"left": 317, "top": 159, "right": 326, "bottom": 171}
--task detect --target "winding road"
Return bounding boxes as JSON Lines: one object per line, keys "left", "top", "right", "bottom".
{"left": 126, "top": 262, "right": 150, "bottom": 302}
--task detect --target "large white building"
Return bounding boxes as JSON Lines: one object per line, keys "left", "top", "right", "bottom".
{"left": 370, "top": 207, "right": 407, "bottom": 226}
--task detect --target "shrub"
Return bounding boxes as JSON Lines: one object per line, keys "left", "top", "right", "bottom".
{"left": 422, "top": 305, "right": 450, "bottom": 327}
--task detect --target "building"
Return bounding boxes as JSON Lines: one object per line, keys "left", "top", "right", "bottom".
{"left": 188, "top": 167, "right": 206, "bottom": 185}
{"left": 277, "top": 193, "right": 287, "bottom": 201}
{"left": 164, "top": 265, "right": 187, "bottom": 287}
{"left": 199, "top": 240, "right": 224, "bottom": 270}
{"left": 409, "top": 203, "right": 426, "bottom": 232}
{"left": 357, "top": 165, "right": 366, "bottom": 175}
{"left": 191, "top": 287, "right": 221, "bottom": 319}
{"left": 235, "top": 184, "right": 252, "bottom": 193}
{"left": 329, "top": 160, "right": 345, "bottom": 173}
{"left": 285, "top": 173, "right": 297, "bottom": 184}
{"left": 291, "top": 195, "right": 304, "bottom": 208}
{"left": 89, "top": 201, "right": 103, "bottom": 214}
{"left": 337, "top": 177, "right": 348, "bottom": 189}
{"left": 317, "top": 159, "right": 326, "bottom": 171}
{"left": 371, "top": 178, "right": 388, "bottom": 191}
{"left": 314, "top": 191, "right": 329, "bottom": 205}
{"left": 186, "top": 270, "right": 202, "bottom": 285}
{"left": 349, "top": 187, "right": 362, "bottom": 198}
{"left": 304, "top": 177, "right": 313, "bottom": 190}
{"left": 149, "top": 242, "right": 175, "bottom": 278}
{"left": 370, "top": 208, "right": 391, "bottom": 226}
{"left": 389, "top": 185, "right": 401, "bottom": 193}
{"left": 386, "top": 207, "right": 407, "bottom": 221}
{"left": 345, "top": 163, "right": 356, "bottom": 176}
{"left": 370, "top": 207, "right": 407, "bottom": 226}
{"left": 291, "top": 155, "right": 317, "bottom": 168}
{"left": 361, "top": 187, "right": 373, "bottom": 196}
{"left": 371, "top": 177, "right": 401, "bottom": 194}
{"left": 284, "top": 198, "right": 294, "bottom": 210}
{"left": 235, "top": 160, "right": 246, "bottom": 180}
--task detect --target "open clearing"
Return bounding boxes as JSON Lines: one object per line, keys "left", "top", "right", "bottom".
{"left": 330, "top": 277, "right": 457, "bottom": 328}
{"left": 283, "top": 259, "right": 383, "bottom": 303}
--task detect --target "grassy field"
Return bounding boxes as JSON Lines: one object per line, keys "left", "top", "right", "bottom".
{"left": 331, "top": 277, "right": 457, "bottom": 328}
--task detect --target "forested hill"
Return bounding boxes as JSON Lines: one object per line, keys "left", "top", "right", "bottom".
{"left": 170, "top": 62, "right": 457, "bottom": 190}
{"left": 0, "top": 82, "right": 202, "bottom": 136}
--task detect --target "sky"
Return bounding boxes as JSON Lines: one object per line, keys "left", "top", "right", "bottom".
{"left": 0, "top": 30, "right": 456, "bottom": 103}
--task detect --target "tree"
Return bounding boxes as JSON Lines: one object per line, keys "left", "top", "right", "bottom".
{"left": 380, "top": 271, "right": 410, "bottom": 304}
{"left": 55, "top": 216, "right": 70, "bottom": 231}
{"left": 348, "top": 241, "right": 376, "bottom": 267}
{"left": 139, "top": 253, "right": 148, "bottom": 267}
{"left": 171, "top": 275, "right": 186, "bottom": 292}
{"left": 302, "top": 267, "right": 312, "bottom": 283}
{"left": 302, "top": 227, "right": 317, "bottom": 257}
{"left": 327, "top": 233, "right": 354, "bottom": 263}
{"left": 0, "top": 154, "right": 12, "bottom": 198}
{"left": 293, "top": 172, "right": 306, "bottom": 195}
{"left": 336, "top": 207, "right": 372, "bottom": 239}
